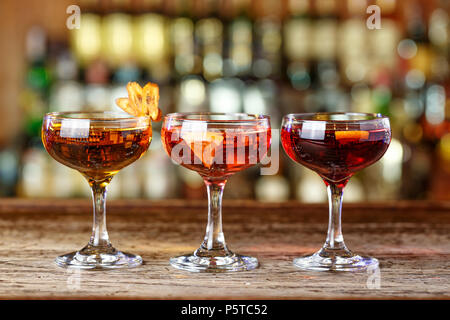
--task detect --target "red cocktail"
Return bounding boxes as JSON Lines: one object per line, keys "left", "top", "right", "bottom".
{"left": 281, "top": 113, "right": 391, "bottom": 271}
{"left": 162, "top": 112, "right": 271, "bottom": 272}
{"left": 281, "top": 124, "right": 390, "bottom": 184}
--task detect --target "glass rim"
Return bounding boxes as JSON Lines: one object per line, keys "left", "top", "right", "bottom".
{"left": 43, "top": 111, "right": 150, "bottom": 121}
{"left": 163, "top": 112, "right": 270, "bottom": 124}
{"left": 282, "top": 112, "right": 389, "bottom": 123}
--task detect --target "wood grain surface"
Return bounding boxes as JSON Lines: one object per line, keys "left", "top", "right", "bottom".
{"left": 0, "top": 199, "right": 448, "bottom": 299}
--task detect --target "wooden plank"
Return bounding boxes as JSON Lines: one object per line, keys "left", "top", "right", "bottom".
{"left": 0, "top": 199, "right": 448, "bottom": 299}
{"left": 0, "top": 198, "right": 449, "bottom": 219}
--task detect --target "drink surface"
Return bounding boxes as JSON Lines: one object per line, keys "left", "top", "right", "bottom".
{"left": 42, "top": 124, "right": 151, "bottom": 180}
{"left": 281, "top": 124, "right": 391, "bottom": 183}
{"left": 162, "top": 125, "right": 271, "bottom": 178}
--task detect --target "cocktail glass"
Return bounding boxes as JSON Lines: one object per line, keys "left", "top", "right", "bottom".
{"left": 281, "top": 112, "right": 391, "bottom": 271}
{"left": 161, "top": 112, "right": 271, "bottom": 272}
{"left": 42, "top": 111, "right": 152, "bottom": 269}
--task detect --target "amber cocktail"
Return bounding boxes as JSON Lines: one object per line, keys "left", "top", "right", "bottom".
{"left": 42, "top": 111, "right": 152, "bottom": 269}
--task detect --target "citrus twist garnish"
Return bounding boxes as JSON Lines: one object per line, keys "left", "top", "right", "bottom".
{"left": 335, "top": 131, "right": 369, "bottom": 140}
{"left": 115, "top": 81, "right": 162, "bottom": 121}
{"left": 181, "top": 132, "right": 225, "bottom": 168}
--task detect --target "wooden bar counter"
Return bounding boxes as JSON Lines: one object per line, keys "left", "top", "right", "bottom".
{"left": 0, "top": 199, "right": 448, "bottom": 299}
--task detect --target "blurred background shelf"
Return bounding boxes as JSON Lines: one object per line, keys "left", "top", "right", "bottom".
{"left": 0, "top": 0, "right": 449, "bottom": 202}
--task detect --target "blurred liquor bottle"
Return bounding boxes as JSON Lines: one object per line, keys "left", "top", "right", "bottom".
{"left": 310, "top": 0, "right": 345, "bottom": 113}
{"left": 49, "top": 50, "right": 84, "bottom": 112}
{"left": 196, "top": 0, "right": 224, "bottom": 82}
{"left": 225, "top": 0, "right": 253, "bottom": 79}
{"left": 169, "top": 0, "right": 196, "bottom": 80}
{"left": 253, "top": 0, "right": 282, "bottom": 80}
{"left": 22, "top": 26, "right": 51, "bottom": 140}
{"left": 250, "top": 0, "right": 282, "bottom": 122}
{"left": 18, "top": 26, "right": 52, "bottom": 197}
{"left": 425, "top": 3, "right": 450, "bottom": 200}
{"left": 421, "top": 4, "right": 449, "bottom": 141}
{"left": 397, "top": 0, "right": 433, "bottom": 199}
{"left": 284, "top": 0, "right": 311, "bottom": 87}
{"left": 133, "top": 9, "right": 170, "bottom": 83}
{"left": 282, "top": 0, "right": 312, "bottom": 117}
{"left": 170, "top": 0, "right": 206, "bottom": 117}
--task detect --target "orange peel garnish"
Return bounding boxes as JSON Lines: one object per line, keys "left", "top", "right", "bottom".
{"left": 182, "top": 132, "right": 224, "bottom": 168}
{"left": 115, "top": 81, "right": 162, "bottom": 121}
{"left": 335, "top": 131, "right": 369, "bottom": 140}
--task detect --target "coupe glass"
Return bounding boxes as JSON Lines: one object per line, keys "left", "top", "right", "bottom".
{"left": 281, "top": 113, "right": 391, "bottom": 271}
{"left": 161, "top": 112, "right": 271, "bottom": 272}
{"left": 42, "top": 112, "right": 152, "bottom": 269}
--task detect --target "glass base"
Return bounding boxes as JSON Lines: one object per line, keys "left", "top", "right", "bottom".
{"left": 170, "top": 251, "right": 259, "bottom": 273}
{"left": 55, "top": 244, "right": 142, "bottom": 270}
{"left": 293, "top": 248, "right": 379, "bottom": 272}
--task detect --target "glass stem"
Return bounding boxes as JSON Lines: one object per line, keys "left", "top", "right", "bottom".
{"left": 88, "top": 178, "right": 112, "bottom": 248}
{"left": 200, "top": 179, "right": 228, "bottom": 252}
{"left": 324, "top": 183, "right": 347, "bottom": 251}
